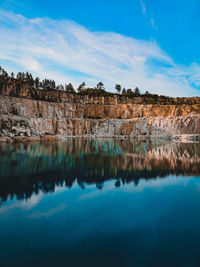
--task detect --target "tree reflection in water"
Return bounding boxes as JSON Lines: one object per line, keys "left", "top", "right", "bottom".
{"left": 0, "top": 138, "right": 200, "bottom": 204}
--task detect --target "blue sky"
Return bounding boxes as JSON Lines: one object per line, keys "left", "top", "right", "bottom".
{"left": 0, "top": 0, "right": 200, "bottom": 96}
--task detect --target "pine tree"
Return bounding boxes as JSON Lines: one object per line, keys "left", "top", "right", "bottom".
{"left": 96, "top": 82, "right": 105, "bottom": 90}
{"left": 115, "top": 84, "right": 121, "bottom": 94}
{"left": 77, "top": 82, "right": 86, "bottom": 93}
{"left": 65, "top": 83, "right": 75, "bottom": 93}
{"left": 134, "top": 87, "right": 140, "bottom": 96}
{"left": 122, "top": 88, "right": 126, "bottom": 95}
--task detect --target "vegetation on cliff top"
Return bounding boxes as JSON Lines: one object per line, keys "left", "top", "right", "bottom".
{"left": 0, "top": 66, "right": 199, "bottom": 105}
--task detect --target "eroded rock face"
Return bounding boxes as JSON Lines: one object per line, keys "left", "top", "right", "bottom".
{"left": 0, "top": 95, "right": 200, "bottom": 142}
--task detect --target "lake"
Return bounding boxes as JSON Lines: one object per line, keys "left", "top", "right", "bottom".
{"left": 0, "top": 138, "right": 200, "bottom": 267}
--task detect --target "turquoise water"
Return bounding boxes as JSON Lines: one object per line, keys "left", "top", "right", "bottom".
{"left": 0, "top": 139, "right": 200, "bottom": 267}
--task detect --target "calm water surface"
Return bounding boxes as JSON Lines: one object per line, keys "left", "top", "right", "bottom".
{"left": 0, "top": 138, "right": 200, "bottom": 267}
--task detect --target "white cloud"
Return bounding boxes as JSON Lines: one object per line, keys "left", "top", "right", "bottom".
{"left": 0, "top": 9, "right": 199, "bottom": 96}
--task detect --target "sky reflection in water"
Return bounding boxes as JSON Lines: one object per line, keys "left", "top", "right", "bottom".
{"left": 0, "top": 138, "right": 200, "bottom": 267}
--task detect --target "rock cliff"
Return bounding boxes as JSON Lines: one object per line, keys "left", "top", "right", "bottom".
{"left": 0, "top": 85, "right": 200, "bottom": 142}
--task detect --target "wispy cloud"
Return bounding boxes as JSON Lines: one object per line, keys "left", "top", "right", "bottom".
{"left": 139, "top": 0, "right": 146, "bottom": 14}
{"left": 150, "top": 17, "right": 157, "bottom": 30}
{"left": 139, "top": 0, "right": 157, "bottom": 30}
{"left": 0, "top": 9, "right": 199, "bottom": 96}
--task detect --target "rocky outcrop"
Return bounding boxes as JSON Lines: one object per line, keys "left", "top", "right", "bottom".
{"left": 0, "top": 93, "right": 200, "bottom": 142}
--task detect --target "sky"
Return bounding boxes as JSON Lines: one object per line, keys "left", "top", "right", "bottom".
{"left": 0, "top": 0, "right": 200, "bottom": 96}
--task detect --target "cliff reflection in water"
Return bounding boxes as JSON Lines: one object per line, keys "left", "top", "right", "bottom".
{"left": 0, "top": 138, "right": 200, "bottom": 204}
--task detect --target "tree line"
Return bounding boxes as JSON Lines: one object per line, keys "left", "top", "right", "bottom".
{"left": 0, "top": 66, "right": 157, "bottom": 97}
{"left": 1, "top": 66, "right": 199, "bottom": 104}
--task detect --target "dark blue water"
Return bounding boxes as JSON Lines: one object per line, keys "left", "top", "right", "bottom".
{"left": 0, "top": 139, "right": 200, "bottom": 267}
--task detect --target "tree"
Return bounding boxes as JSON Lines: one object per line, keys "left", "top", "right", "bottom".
{"left": 122, "top": 88, "right": 126, "bottom": 95}
{"left": 115, "top": 84, "right": 121, "bottom": 94}
{"left": 42, "top": 79, "right": 53, "bottom": 91}
{"left": 134, "top": 87, "right": 140, "bottom": 96}
{"left": 145, "top": 91, "right": 150, "bottom": 96}
{"left": 25, "top": 72, "right": 30, "bottom": 81}
{"left": 25, "top": 72, "right": 34, "bottom": 86}
{"left": 96, "top": 81, "right": 105, "bottom": 90}
{"left": 127, "top": 88, "right": 133, "bottom": 97}
{"left": 65, "top": 83, "right": 75, "bottom": 93}
{"left": 51, "top": 80, "right": 56, "bottom": 90}
{"left": 16, "top": 72, "right": 23, "bottom": 80}
{"left": 34, "top": 77, "right": 40, "bottom": 89}
{"left": 0, "top": 67, "right": 8, "bottom": 78}
{"left": 77, "top": 82, "right": 86, "bottom": 93}
{"left": 10, "top": 72, "right": 15, "bottom": 78}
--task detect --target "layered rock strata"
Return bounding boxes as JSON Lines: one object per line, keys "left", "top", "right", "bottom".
{"left": 0, "top": 93, "right": 200, "bottom": 142}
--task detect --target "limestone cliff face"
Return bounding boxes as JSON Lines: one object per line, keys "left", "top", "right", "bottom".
{"left": 0, "top": 92, "right": 200, "bottom": 142}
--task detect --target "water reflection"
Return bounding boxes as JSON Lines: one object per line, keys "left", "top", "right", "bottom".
{"left": 1, "top": 139, "right": 200, "bottom": 267}
{"left": 0, "top": 138, "right": 200, "bottom": 204}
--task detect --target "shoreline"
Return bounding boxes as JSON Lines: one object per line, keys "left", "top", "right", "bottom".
{"left": 1, "top": 134, "right": 200, "bottom": 143}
